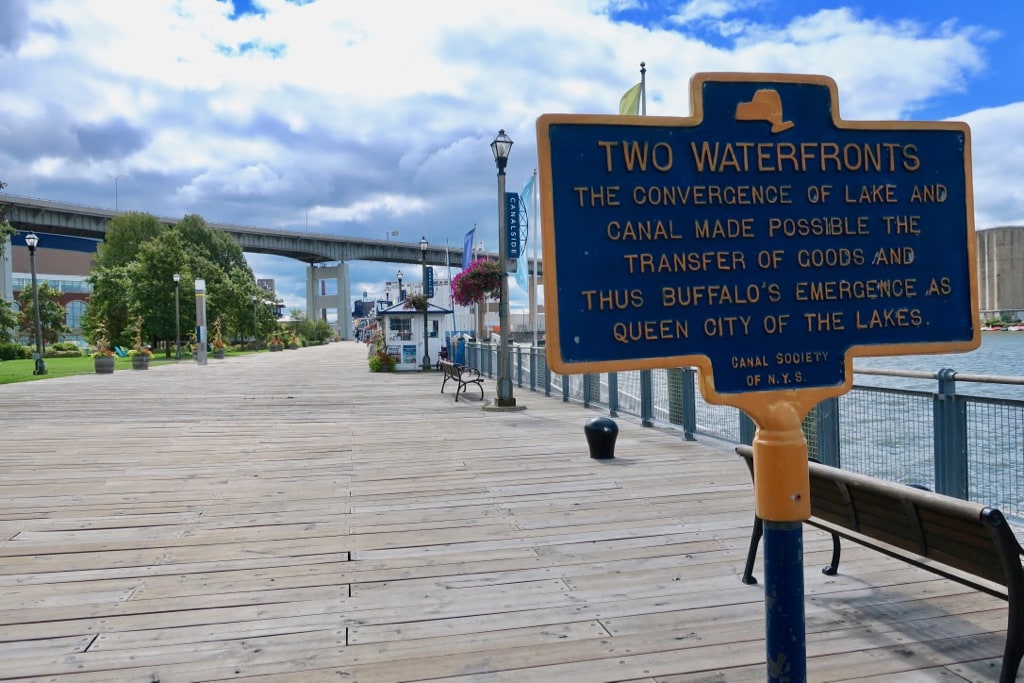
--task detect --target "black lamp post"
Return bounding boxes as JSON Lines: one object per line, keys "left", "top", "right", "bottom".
{"left": 490, "top": 129, "right": 515, "bottom": 406}
{"left": 173, "top": 273, "right": 181, "bottom": 360}
{"left": 420, "top": 236, "right": 430, "bottom": 371}
{"left": 24, "top": 233, "right": 46, "bottom": 375}
{"left": 397, "top": 270, "right": 404, "bottom": 301}
{"left": 111, "top": 173, "right": 124, "bottom": 211}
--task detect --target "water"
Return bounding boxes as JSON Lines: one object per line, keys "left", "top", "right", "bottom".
{"left": 852, "top": 331, "right": 1024, "bottom": 399}
{"left": 846, "top": 331, "right": 1024, "bottom": 514}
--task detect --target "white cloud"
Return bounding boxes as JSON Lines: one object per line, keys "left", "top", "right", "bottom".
{"left": 312, "top": 195, "right": 429, "bottom": 224}
{"left": 960, "top": 102, "right": 1024, "bottom": 228}
{"left": 2, "top": 0, "right": 1020, "bottom": 315}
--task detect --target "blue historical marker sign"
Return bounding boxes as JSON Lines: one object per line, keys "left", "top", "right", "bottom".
{"left": 537, "top": 73, "right": 980, "bottom": 398}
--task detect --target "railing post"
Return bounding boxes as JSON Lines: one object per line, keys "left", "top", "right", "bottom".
{"left": 640, "top": 369, "right": 654, "bottom": 427}
{"left": 667, "top": 368, "right": 697, "bottom": 440}
{"left": 667, "top": 368, "right": 683, "bottom": 424}
{"left": 529, "top": 347, "right": 537, "bottom": 392}
{"left": 608, "top": 372, "right": 619, "bottom": 417}
{"left": 544, "top": 354, "right": 552, "bottom": 397}
{"left": 562, "top": 373, "right": 570, "bottom": 402}
{"left": 739, "top": 411, "right": 756, "bottom": 446}
{"left": 583, "top": 374, "right": 593, "bottom": 408}
{"left": 934, "top": 368, "right": 968, "bottom": 499}
{"left": 681, "top": 368, "right": 697, "bottom": 440}
{"left": 813, "top": 397, "right": 841, "bottom": 468}
{"left": 516, "top": 346, "right": 523, "bottom": 387}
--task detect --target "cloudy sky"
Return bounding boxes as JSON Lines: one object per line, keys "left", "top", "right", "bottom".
{"left": 1, "top": 0, "right": 1021, "bottom": 313}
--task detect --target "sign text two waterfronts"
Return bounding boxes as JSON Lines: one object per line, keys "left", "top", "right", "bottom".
{"left": 536, "top": 73, "right": 980, "bottom": 400}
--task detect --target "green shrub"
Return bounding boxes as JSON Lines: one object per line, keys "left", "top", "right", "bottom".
{"left": 0, "top": 342, "right": 21, "bottom": 362}
{"left": 368, "top": 353, "right": 395, "bottom": 372}
{"left": 0, "top": 342, "right": 31, "bottom": 361}
{"left": 46, "top": 341, "right": 85, "bottom": 358}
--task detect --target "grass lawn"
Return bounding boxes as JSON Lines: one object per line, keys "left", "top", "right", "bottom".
{"left": 0, "top": 355, "right": 179, "bottom": 384}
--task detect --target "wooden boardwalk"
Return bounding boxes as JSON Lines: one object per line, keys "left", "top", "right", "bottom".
{"left": 0, "top": 342, "right": 1014, "bottom": 682}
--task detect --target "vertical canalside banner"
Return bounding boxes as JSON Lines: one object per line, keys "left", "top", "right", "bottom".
{"left": 536, "top": 72, "right": 979, "bottom": 402}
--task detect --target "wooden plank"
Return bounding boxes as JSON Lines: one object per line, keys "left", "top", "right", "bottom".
{"left": 0, "top": 343, "right": 1014, "bottom": 682}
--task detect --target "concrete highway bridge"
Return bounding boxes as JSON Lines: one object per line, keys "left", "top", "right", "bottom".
{"left": 1, "top": 194, "right": 544, "bottom": 338}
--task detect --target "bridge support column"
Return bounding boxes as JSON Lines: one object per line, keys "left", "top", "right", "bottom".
{"left": 307, "top": 263, "right": 353, "bottom": 340}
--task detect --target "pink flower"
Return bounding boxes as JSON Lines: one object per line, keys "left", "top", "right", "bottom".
{"left": 452, "top": 259, "right": 503, "bottom": 306}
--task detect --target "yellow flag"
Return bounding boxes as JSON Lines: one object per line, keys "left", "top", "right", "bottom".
{"left": 618, "top": 82, "right": 642, "bottom": 115}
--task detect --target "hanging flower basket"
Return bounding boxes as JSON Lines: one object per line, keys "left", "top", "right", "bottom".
{"left": 451, "top": 259, "right": 503, "bottom": 307}
{"left": 403, "top": 293, "right": 430, "bottom": 312}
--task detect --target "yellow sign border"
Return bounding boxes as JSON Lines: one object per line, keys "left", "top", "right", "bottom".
{"left": 536, "top": 71, "right": 980, "bottom": 418}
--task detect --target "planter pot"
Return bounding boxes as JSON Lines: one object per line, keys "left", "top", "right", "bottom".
{"left": 287, "top": 343, "right": 299, "bottom": 350}
{"left": 213, "top": 348, "right": 225, "bottom": 359}
{"left": 131, "top": 355, "right": 150, "bottom": 370}
{"left": 269, "top": 343, "right": 284, "bottom": 352}
{"left": 94, "top": 356, "right": 115, "bottom": 374}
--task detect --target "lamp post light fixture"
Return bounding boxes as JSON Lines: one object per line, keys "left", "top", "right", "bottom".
{"left": 419, "top": 236, "right": 430, "bottom": 371}
{"left": 397, "top": 270, "right": 404, "bottom": 301}
{"left": 490, "top": 129, "right": 515, "bottom": 406}
{"left": 24, "top": 233, "right": 46, "bottom": 375}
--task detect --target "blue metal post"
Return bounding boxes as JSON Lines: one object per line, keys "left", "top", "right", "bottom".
{"left": 763, "top": 521, "right": 806, "bottom": 683}
{"left": 640, "top": 369, "right": 653, "bottom": 427}
{"left": 681, "top": 368, "right": 697, "bottom": 441}
{"left": 934, "top": 368, "right": 968, "bottom": 499}
{"left": 608, "top": 372, "right": 619, "bottom": 417}
{"left": 739, "top": 412, "right": 756, "bottom": 446}
{"left": 814, "top": 398, "right": 841, "bottom": 468}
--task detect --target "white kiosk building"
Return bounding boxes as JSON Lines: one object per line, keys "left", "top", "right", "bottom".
{"left": 376, "top": 300, "right": 452, "bottom": 371}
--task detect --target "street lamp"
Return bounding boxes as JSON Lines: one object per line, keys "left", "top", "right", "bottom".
{"left": 24, "top": 233, "right": 46, "bottom": 375}
{"left": 111, "top": 173, "right": 124, "bottom": 211}
{"left": 490, "top": 129, "right": 515, "bottom": 406}
{"left": 420, "top": 236, "right": 430, "bottom": 371}
{"left": 397, "top": 270, "right": 404, "bottom": 301}
{"left": 173, "top": 273, "right": 181, "bottom": 360}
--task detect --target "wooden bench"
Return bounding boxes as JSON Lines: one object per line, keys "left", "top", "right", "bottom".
{"left": 438, "top": 360, "right": 485, "bottom": 402}
{"left": 736, "top": 444, "right": 1024, "bottom": 682}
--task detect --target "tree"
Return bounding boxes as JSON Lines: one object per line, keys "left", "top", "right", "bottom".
{"left": 130, "top": 231, "right": 192, "bottom": 347}
{"left": 95, "top": 212, "right": 166, "bottom": 268}
{"left": 17, "top": 282, "right": 69, "bottom": 347}
{"left": 87, "top": 211, "right": 276, "bottom": 350}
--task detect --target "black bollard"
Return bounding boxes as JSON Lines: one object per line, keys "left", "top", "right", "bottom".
{"left": 584, "top": 416, "right": 618, "bottom": 460}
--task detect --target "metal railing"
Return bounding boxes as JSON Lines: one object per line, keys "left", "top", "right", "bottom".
{"left": 464, "top": 341, "right": 1024, "bottom": 519}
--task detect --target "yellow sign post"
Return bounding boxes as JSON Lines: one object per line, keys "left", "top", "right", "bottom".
{"left": 537, "top": 72, "right": 979, "bottom": 681}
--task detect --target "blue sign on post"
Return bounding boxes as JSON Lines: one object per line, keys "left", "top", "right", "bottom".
{"left": 505, "top": 191, "right": 521, "bottom": 260}
{"left": 537, "top": 73, "right": 979, "bottom": 398}
{"left": 426, "top": 266, "right": 434, "bottom": 298}
{"left": 539, "top": 72, "right": 981, "bottom": 683}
